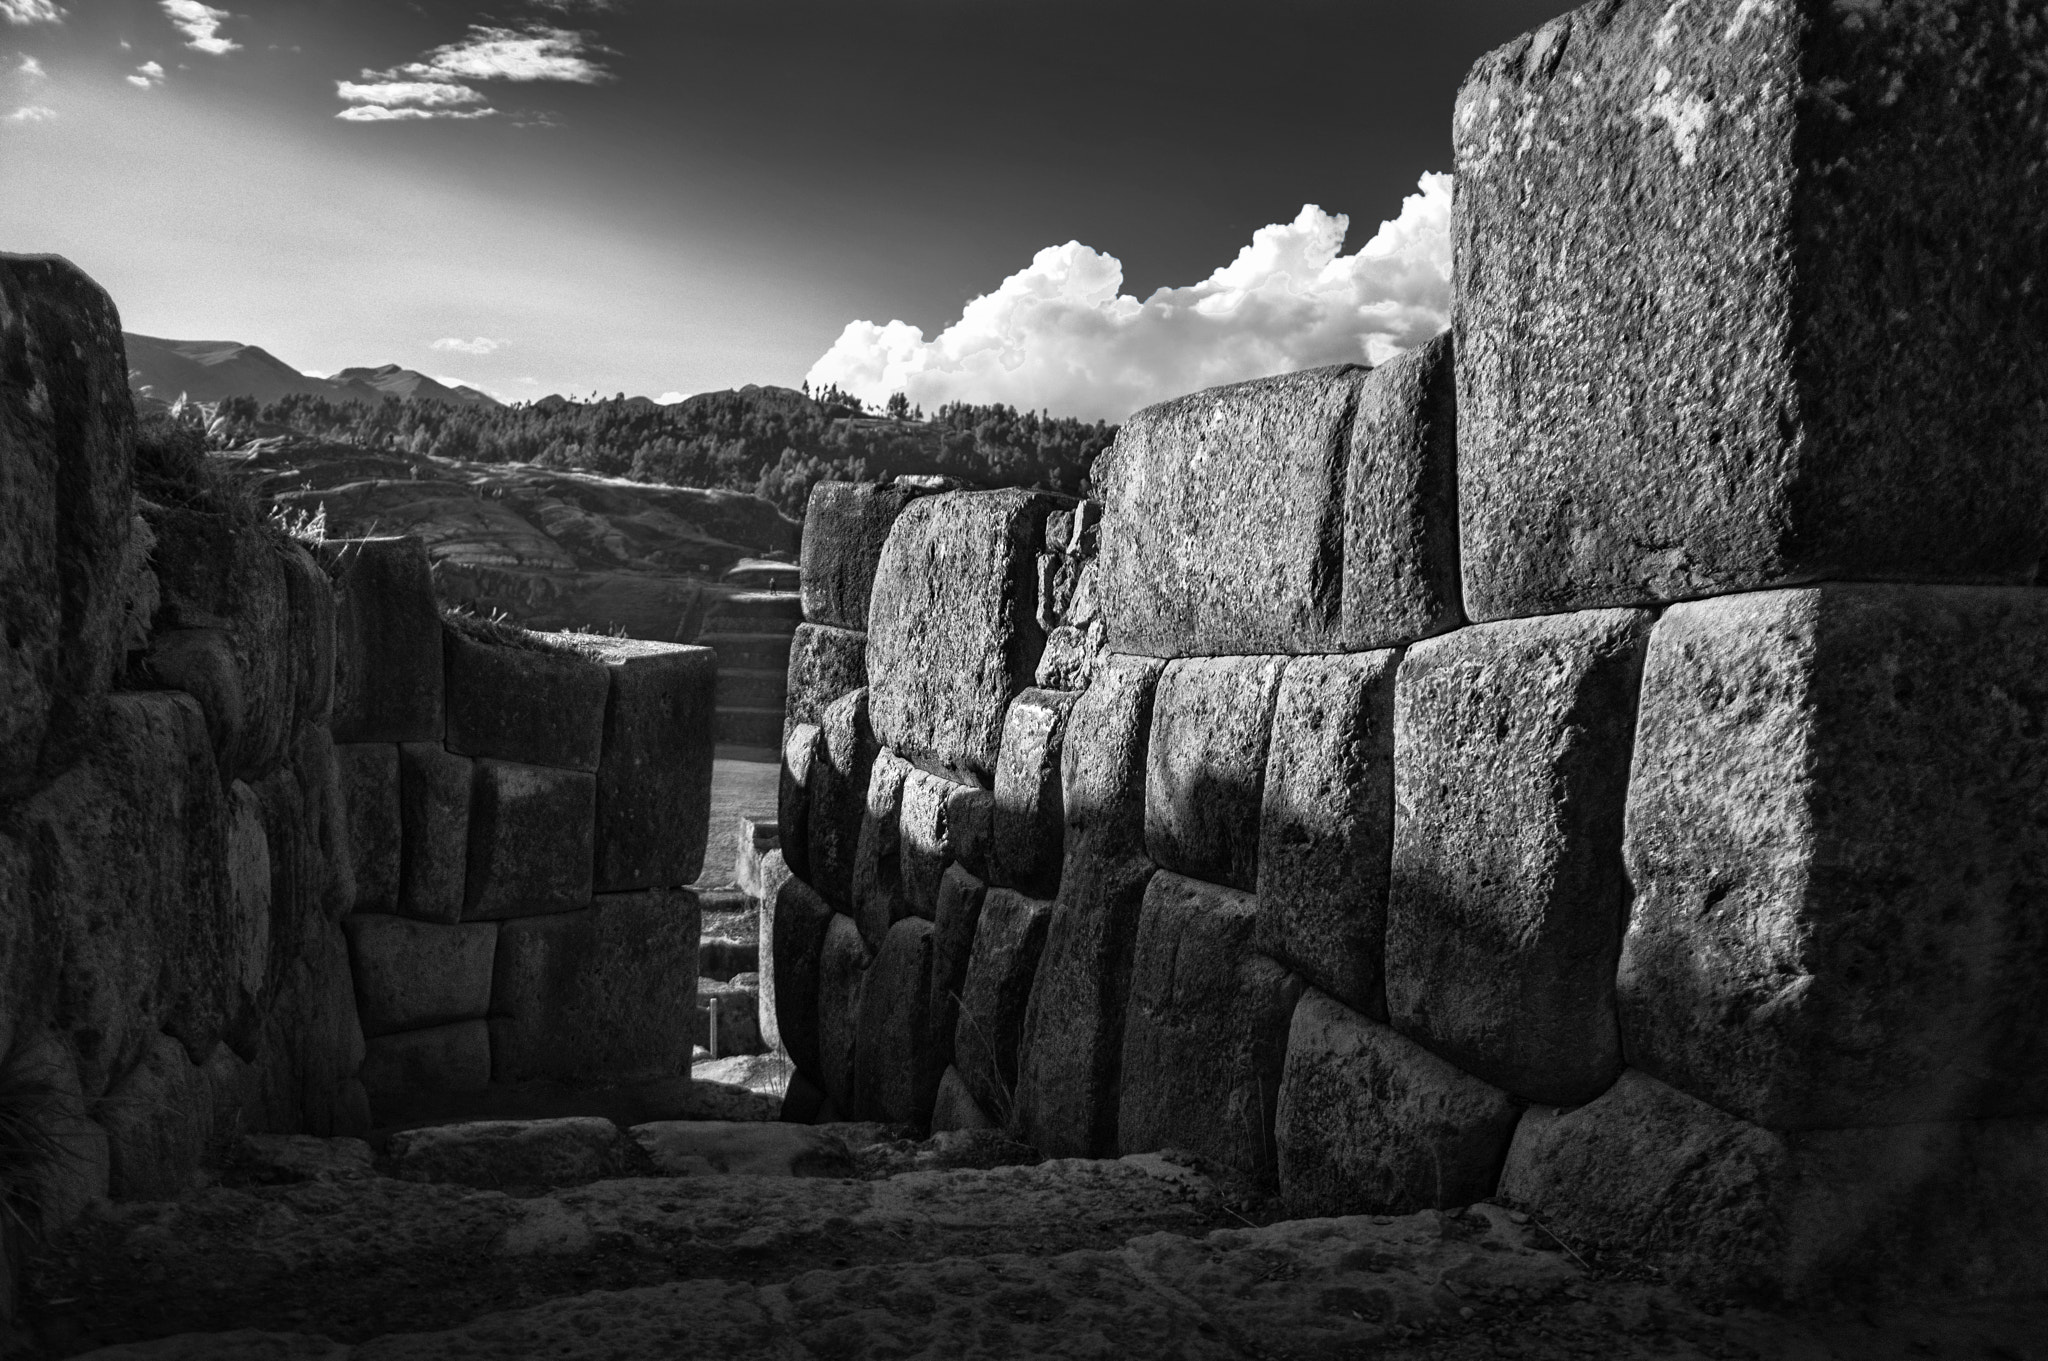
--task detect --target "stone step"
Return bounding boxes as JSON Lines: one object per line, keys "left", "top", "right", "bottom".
{"left": 696, "top": 631, "right": 797, "bottom": 671}
{"left": 700, "top": 591, "right": 803, "bottom": 632}
{"left": 716, "top": 707, "right": 786, "bottom": 749}
{"left": 716, "top": 668, "right": 789, "bottom": 710}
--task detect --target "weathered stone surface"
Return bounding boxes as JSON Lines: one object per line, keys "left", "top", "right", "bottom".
{"left": 1013, "top": 654, "right": 1163, "bottom": 1158}
{"left": 278, "top": 539, "right": 336, "bottom": 728}
{"left": 443, "top": 628, "right": 610, "bottom": 772}
{"left": 1096, "top": 366, "right": 1370, "bottom": 657}
{"left": 928, "top": 865, "right": 987, "bottom": 1074}
{"left": 952, "top": 888, "right": 1052, "bottom": 1127}
{"left": 0, "top": 254, "right": 135, "bottom": 796}
{"left": 850, "top": 748, "right": 911, "bottom": 950}
{"left": 784, "top": 622, "right": 868, "bottom": 742}
{"left": 898, "top": 766, "right": 991, "bottom": 915}
{"left": 389, "top": 1117, "right": 620, "bottom": 1189}
{"left": 488, "top": 889, "right": 700, "bottom": 1082}
{"left": 335, "top": 743, "right": 400, "bottom": 915}
{"left": 991, "top": 687, "right": 1076, "bottom": 896}
{"left": 3, "top": 1031, "right": 110, "bottom": 1232}
{"left": 358, "top": 1020, "right": 491, "bottom": 1105}
{"left": 816, "top": 911, "right": 871, "bottom": 1115}
{"left": 1118, "top": 873, "right": 1302, "bottom": 1180}
{"left": 578, "top": 637, "right": 715, "bottom": 891}
{"left": 1620, "top": 586, "right": 2048, "bottom": 1129}
{"left": 768, "top": 873, "right": 836, "bottom": 1081}
{"left": 799, "top": 479, "right": 930, "bottom": 630}
{"left": 342, "top": 915, "right": 497, "bottom": 1037}
{"left": 282, "top": 723, "right": 355, "bottom": 922}
{"left": 778, "top": 720, "right": 820, "bottom": 883}
{"left": 317, "top": 537, "right": 443, "bottom": 744}
{"left": 854, "top": 916, "right": 941, "bottom": 1125}
{"left": 257, "top": 913, "right": 369, "bottom": 1138}
{"left": 396, "top": 743, "right": 469, "bottom": 923}
{"left": 1144, "top": 655, "right": 1284, "bottom": 891}
{"left": 1255, "top": 651, "right": 1398, "bottom": 1018}
{"left": 1502, "top": 1069, "right": 2048, "bottom": 1300}
{"left": 224, "top": 781, "right": 274, "bottom": 1029}
{"left": 1453, "top": 0, "right": 2048, "bottom": 619}
{"left": 931, "top": 1065, "right": 997, "bottom": 1132}
{"left": 1341, "top": 331, "right": 1462, "bottom": 648}
{"left": 464, "top": 759, "right": 595, "bottom": 920}
{"left": 235, "top": 1133, "right": 375, "bottom": 1184}
{"left": 751, "top": 851, "right": 792, "bottom": 1046}
{"left": 866, "top": 489, "right": 1063, "bottom": 783}
{"left": 629, "top": 1120, "right": 856, "bottom": 1177}
{"left": 805, "top": 687, "right": 877, "bottom": 909}
{"left": 102, "top": 1035, "right": 218, "bottom": 1202}
{"left": 1387, "top": 609, "right": 1650, "bottom": 1105}
{"left": 1277, "top": 988, "right": 1522, "bottom": 1216}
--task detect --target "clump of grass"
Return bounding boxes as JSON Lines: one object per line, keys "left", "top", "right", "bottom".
{"left": 441, "top": 605, "right": 589, "bottom": 657}
{"left": 132, "top": 410, "right": 265, "bottom": 526}
{"left": 0, "top": 1045, "right": 79, "bottom": 1236}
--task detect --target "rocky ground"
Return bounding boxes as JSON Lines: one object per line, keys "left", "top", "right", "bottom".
{"left": 14, "top": 1106, "right": 2044, "bottom": 1361}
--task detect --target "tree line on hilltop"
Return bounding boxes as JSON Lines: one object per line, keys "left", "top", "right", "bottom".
{"left": 209, "top": 382, "right": 1117, "bottom": 516}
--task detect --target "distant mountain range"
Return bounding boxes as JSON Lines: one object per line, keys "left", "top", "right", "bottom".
{"left": 124, "top": 333, "right": 503, "bottom": 410}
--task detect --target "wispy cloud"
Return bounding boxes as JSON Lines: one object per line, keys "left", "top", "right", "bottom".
{"left": 337, "top": 23, "right": 610, "bottom": 123}
{"left": 1, "top": 1, "right": 64, "bottom": 26}
{"left": 3, "top": 104, "right": 56, "bottom": 122}
{"left": 17, "top": 54, "right": 44, "bottom": 77}
{"left": 335, "top": 79, "right": 484, "bottom": 110}
{"left": 432, "top": 336, "right": 505, "bottom": 355}
{"left": 127, "top": 60, "right": 165, "bottom": 88}
{"left": 160, "top": 0, "right": 239, "bottom": 55}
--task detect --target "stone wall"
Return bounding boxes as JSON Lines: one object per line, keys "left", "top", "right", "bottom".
{"left": 768, "top": 0, "right": 2048, "bottom": 1304}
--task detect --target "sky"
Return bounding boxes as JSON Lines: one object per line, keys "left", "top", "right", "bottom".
{"left": 1, "top": 0, "right": 1569, "bottom": 419}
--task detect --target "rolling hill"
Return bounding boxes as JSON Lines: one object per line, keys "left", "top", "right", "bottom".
{"left": 125, "top": 333, "right": 500, "bottom": 410}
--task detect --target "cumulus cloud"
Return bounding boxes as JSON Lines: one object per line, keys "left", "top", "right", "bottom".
{"left": 127, "top": 60, "right": 165, "bottom": 88}
{"left": 337, "top": 23, "right": 608, "bottom": 123}
{"left": 655, "top": 391, "right": 689, "bottom": 404}
{"left": 17, "top": 54, "right": 44, "bottom": 77}
{"left": 336, "top": 79, "right": 483, "bottom": 109}
{"left": 432, "top": 336, "right": 505, "bottom": 355}
{"left": 160, "top": 0, "right": 239, "bottom": 55}
{"left": 3, "top": 103, "right": 55, "bottom": 121}
{"left": 806, "top": 173, "right": 1453, "bottom": 423}
{"left": 1, "top": 1, "right": 63, "bottom": 25}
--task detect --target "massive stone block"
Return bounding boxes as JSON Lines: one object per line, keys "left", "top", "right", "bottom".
{"left": 899, "top": 766, "right": 992, "bottom": 915}
{"left": 1255, "top": 651, "right": 1399, "bottom": 1018}
{"left": 342, "top": 914, "right": 496, "bottom": 1037}
{"left": 1144, "top": 655, "right": 1284, "bottom": 891}
{"left": 991, "top": 687, "right": 1077, "bottom": 896}
{"left": 1453, "top": 0, "right": 2048, "bottom": 619}
{"left": 1117, "top": 873, "right": 1303, "bottom": 1181}
{"left": 799, "top": 480, "right": 930, "bottom": 630}
{"left": 443, "top": 628, "right": 610, "bottom": 772}
{"left": 0, "top": 254, "right": 135, "bottom": 796}
{"left": 928, "top": 864, "right": 988, "bottom": 1074}
{"left": 865, "top": 489, "right": 1063, "bottom": 782}
{"left": 853, "top": 916, "right": 941, "bottom": 1126}
{"left": 768, "top": 872, "right": 837, "bottom": 1080}
{"left": 1620, "top": 586, "right": 2048, "bottom": 1129}
{"left": 816, "top": 912, "right": 871, "bottom": 1114}
{"left": 952, "top": 887, "right": 1053, "bottom": 1127}
{"left": 1341, "top": 331, "right": 1462, "bottom": 649}
{"left": 489, "top": 889, "right": 700, "bottom": 1081}
{"left": 785, "top": 622, "right": 869, "bottom": 740}
{"left": 318, "top": 537, "right": 444, "bottom": 744}
{"left": 360, "top": 1020, "right": 490, "bottom": 1104}
{"left": 464, "top": 759, "right": 596, "bottom": 920}
{"left": 1500, "top": 1069, "right": 2048, "bottom": 1300}
{"left": 804, "top": 687, "right": 878, "bottom": 909}
{"left": 779, "top": 720, "right": 820, "bottom": 884}
{"left": 397, "top": 742, "right": 470, "bottom": 923}
{"left": 1387, "top": 609, "right": 1650, "bottom": 1106}
{"left": 1096, "top": 366, "right": 1369, "bottom": 658}
{"left": 578, "top": 637, "right": 716, "bottom": 891}
{"left": 1277, "top": 988, "right": 1522, "bottom": 1217}
{"left": 851, "top": 748, "right": 912, "bottom": 950}
{"left": 335, "top": 742, "right": 401, "bottom": 915}
{"left": 1012, "top": 654, "right": 1163, "bottom": 1158}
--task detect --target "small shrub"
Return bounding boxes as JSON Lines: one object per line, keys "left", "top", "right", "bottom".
{"left": 132, "top": 410, "right": 264, "bottom": 526}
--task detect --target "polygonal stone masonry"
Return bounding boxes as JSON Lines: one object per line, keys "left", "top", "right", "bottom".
{"left": 342, "top": 914, "right": 496, "bottom": 1038}
{"left": 579, "top": 635, "right": 716, "bottom": 891}
{"left": 317, "top": 536, "right": 443, "bottom": 744}
{"left": 854, "top": 916, "right": 941, "bottom": 1126}
{"left": 952, "top": 887, "right": 1053, "bottom": 1128}
{"left": 805, "top": 687, "right": 878, "bottom": 910}
{"left": 1144, "top": 655, "right": 1285, "bottom": 892}
{"left": 992, "top": 687, "right": 1078, "bottom": 897}
{"left": 785, "top": 622, "right": 869, "bottom": 740}
{"left": 899, "top": 765, "right": 992, "bottom": 916}
{"left": 335, "top": 742, "right": 400, "bottom": 915}
{"left": 442, "top": 628, "right": 609, "bottom": 772}
{"left": 768, "top": 872, "right": 837, "bottom": 1082}
{"left": 929, "top": 863, "right": 988, "bottom": 1076}
{"left": 799, "top": 479, "right": 931, "bottom": 631}
{"left": 464, "top": 759, "right": 596, "bottom": 920}
{"left": 360, "top": 1020, "right": 491, "bottom": 1106}
{"left": 816, "top": 911, "right": 871, "bottom": 1116}
{"left": 397, "top": 741, "right": 469, "bottom": 923}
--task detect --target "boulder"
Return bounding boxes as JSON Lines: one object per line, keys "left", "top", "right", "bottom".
{"left": 442, "top": 628, "right": 610, "bottom": 772}
{"left": 898, "top": 766, "right": 992, "bottom": 915}
{"left": 1620, "top": 585, "right": 2048, "bottom": 1128}
{"left": 389, "top": 1117, "right": 620, "bottom": 1189}
{"left": 1096, "top": 366, "right": 1368, "bottom": 657}
{"left": 850, "top": 749, "right": 912, "bottom": 950}
{"left": 463, "top": 759, "right": 596, "bottom": 920}
{"left": 951, "top": 888, "right": 1052, "bottom": 1126}
{"left": 335, "top": 742, "right": 401, "bottom": 915}
{"left": 799, "top": 480, "right": 931, "bottom": 629}
{"left": 341, "top": 915, "right": 497, "bottom": 1037}
{"left": 927, "top": 864, "right": 988, "bottom": 1074}
{"left": 816, "top": 912, "right": 871, "bottom": 1115}
{"left": 629, "top": 1120, "right": 857, "bottom": 1177}
{"left": 1144, "top": 655, "right": 1285, "bottom": 891}
{"left": 575, "top": 636, "right": 715, "bottom": 891}
{"left": 1255, "top": 651, "right": 1398, "bottom": 1018}
{"left": 358, "top": 1020, "right": 492, "bottom": 1106}
{"left": 804, "top": 687, "right": 877, "bottom": 909}
{"left": 317, "top": 537, "right": 443, "bottom": 743}
{"left": 865, "top": 489, "right": 1063, "bottom": 783}
{"left": 779, "top": 721, "right": 820, "bottom": 883}
{"left": 0, "top": 253, "right": 134, "bottom": 796}
{"left": 396, "top": 742, "right": 470, "bottom": 923}
{"left": 853, "top": 916, "right": 941, "bottom": 1126}
{"left": 1453, "top": 0, "right": 2048, "bottom": 619}
{"left": 1117, "top": 872, "right": 1303, "bottom": 1181}
{"left": 488, "top": 889, "right": 700, "bottom": 1082}
{"left": 1012, "top": 654, "right": 1163, "bottom": 1158}
{"left": 1387, "top": 609, "right": 1651, "bottom": 1105}
{"left": 991, "top": 687, "right": 1077, "bottom": 896}
{"left": 768, "top": 873, "right": 837, "bottom": 1081}
{"left": 1276, "top": 988, "right": 1521, "bottom": 1216}
{"left": 784, "top": 623, "right": 869, "bottom": 739}
{"left": 930, "top": 1066, "right": 997, "bottom": 1133}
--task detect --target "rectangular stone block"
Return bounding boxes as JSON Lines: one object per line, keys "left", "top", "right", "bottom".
{"left": 785, "top": 622, "right": 869, "bottom": 742}
{"left": 952, "top": 887, "right": 1052, "bottom": 1127}
{"left": 800, "top": 480, "right": 931, "bottom": 630}
{"left": 1144, "top": 655, "right": 1285, "bottom": 891}
{"left": 768, "top": 871, "right": 837, "bottom": 1081}
{"left": 359, "top": 1020, "right": 490, "bottom": 1105}
{"left": 488, "top": 888, "right": 701, "bottom": 1081}
{"left": 928, "top": 864, "right": 988, "bottom": 1074}
{"left": 1387, "top": 609, "right": 1650, "bottom": 1105}
{"left": 443, "top": 627, "right": 610, "bottom": 772}
{"left": 1096, "top": 366, "right": 1369, "bottom": 657}
{"left": 1276, "top": 988, "right": 1521, "bottom": 1217}
{"left": 1117, "top": 872, "right": 1304, "bottom": 1182}
{"left": 779, "top": 721, "right": 820, "bottom": 884}
{"left": 579, "top": 637, "right": 715, "bottom": 891}
{"left": 1619, "top": 586, "right": 2048, "bottom": 1129}
{"left": 1341, "top": 331, "right": 1462, "bottom": 649}
{"left": 899, "top": 766, "right": 992, "bottom": 917}
{"left": 992, "top": 688, "right": 1078, "bottom": 897}
{"left": 817, "top": 911, "right": 871, "bottom": 1115}
{"left": 805, "top": 687, "right": 878, "bottom": 910}
{"left": 1012, "top": 654, "right": 1164, "bottom": 1158}
{"left": 866, "top": 489, "right": 1064, "bottom": 783}
{"left": 1453, "top": 0, "right": 2048, "bottom": 619}
{"left": 335, "top": 742, "right": 400, "bottom": 915}
{"left": 854, "top": 916, "right": 941, "bottom": 1125}
{"left": 1254, "top": 651, "right": 1398, "bottom": 1018}
{"left": 342, "top": 914, "right": 497, "bottom": 1037}
{"left": 851, "top": 749, "right": 912, "bottom": 950}
{"left": 317, "top": 537, "right": 444, "bottom": 744}
{"left": 398, "top": 742, "right": 469, "bottom": 924}
{"left": 464, "top": 759, "right": 596, "bottom": 920}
